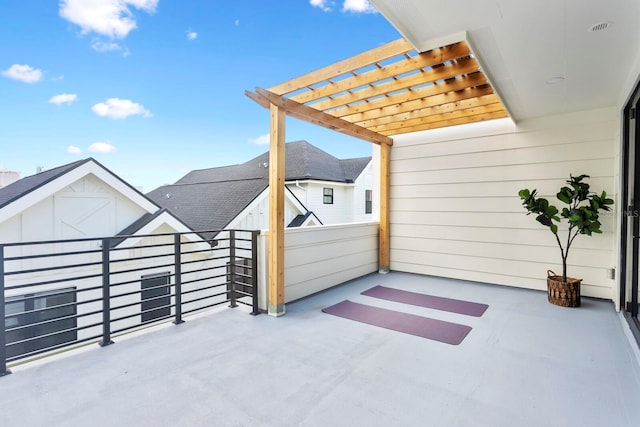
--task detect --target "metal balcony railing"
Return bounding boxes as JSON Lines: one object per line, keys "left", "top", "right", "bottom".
{"left": 0, "top": 229, "right": 259, "bottom": 376}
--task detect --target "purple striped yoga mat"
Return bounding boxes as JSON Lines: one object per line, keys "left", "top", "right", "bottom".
{"left": 362, "top": 285, "right": 488, "bottom": 317}
{"left": 322, "top": 300, "right": 472, "bottom": 345}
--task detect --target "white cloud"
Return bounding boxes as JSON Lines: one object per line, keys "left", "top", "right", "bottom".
{"left": 88, "top": 141, "right": 116, "bottom": 153}
{"left": 92, "top": 98, "right": 152, "bottom": 119}
{"left": 310, "top": 0, "right": 332, "bottom": 12}
{"left": 59, "top": 0, "right": 158, "bottom": 39}
{"left": 249, "top": 134, "right": 270, "bottom": 146}
{"left": 187, "top": 30, "right": 197, "bottom": 40}
{"left": 49, "top": 93, "right": 78, "bottom": 105}
{"left": 91, "top": 40, "right": 122, "bottom": 52}
{"left": 91, "top": 40, "right": 130, "bottom": 56}
{"left": 1, "top": 64, "right": 43, "bottom": 83}
{"left": 342, "top": 0, "right": 377, "bottom": 13}
{"left": 234, "top": 19, "right": 240, "bottom": 26}
{"left": 67, "top": 145, "right": 83, "bottom": 154}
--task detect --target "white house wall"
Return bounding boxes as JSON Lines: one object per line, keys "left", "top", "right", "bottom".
{"left": 352, "top": 162, "right": 375, "bottom": 223}
{"left": 226, "top": 189, "right": 306, "bottom": 231}
{"left": 301, "top": 182, "right": 352, "bottom": 225}
{"left": 0, "top": 174, "right": 148, "bottom": 244}
{"left": 387, "top": 108, "right": 617, "bottom": 300}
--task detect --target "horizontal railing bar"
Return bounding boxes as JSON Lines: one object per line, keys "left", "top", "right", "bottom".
{"left": 4, "top": 259, "right": 104, "bottom": 276}
{"left": 111, "top": 295, "right": 175, "bottom": 312}
{"left": 6, "top": 335, "right": 104, "bottom": 363}
{"left": 183, "top": 290, "right": 229, "bottom": 305}
{"left": 3, "top": 248, "right": 103, "bottom": 261}
{"left": 0, "top": 229, "right": 248, "bottom": 248}
{"left": 110, "top": 312, "right": 174, "bottom": 330}
{"left": 181, "top": 276, "right": 228, "bottom": 289}
{"left": 182, "top": 299, "right": 230, "bottom": 316}
{"left": 6, "top": 319, "right": 105, "bottom": 345}
{"left": 4, "top": 273, "right": 101, "bottom": 290}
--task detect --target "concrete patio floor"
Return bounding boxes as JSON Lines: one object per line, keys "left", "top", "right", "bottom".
{"left": 1, "top": 271, "right": 640, "bottom": 427}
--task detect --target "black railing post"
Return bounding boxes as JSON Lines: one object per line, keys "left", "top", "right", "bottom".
{"left": 228, "top": 230, "right": 237, "bottom": 308}
{"left": 0, "top": 244, "right": 11, "bottom": 376}
{"left": 173, "top": 234, "right": 184, "bottom": 324}
{"left": 99, "top": 239, "right": 114, "bottom": 346}
{"left": 251, "top": 231, "right": 260, "bottom": 315}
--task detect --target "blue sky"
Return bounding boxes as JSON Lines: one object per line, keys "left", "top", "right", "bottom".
{"left": 0, "top": 1, "right": 400, "bottom": 191}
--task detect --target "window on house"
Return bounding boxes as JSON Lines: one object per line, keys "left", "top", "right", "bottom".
{"left": 141, "top": 272, "right": 171, "bottom": 322}
{"left": 323, "top": 187, "right": 334, "bottom": 204}
{"left": 365, "top": 189, "right": 372, "bottom": 214}
{"left": 5, "top": 288, "right": 77, "bottom": 359}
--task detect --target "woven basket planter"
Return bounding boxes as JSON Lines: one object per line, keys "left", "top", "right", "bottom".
{"left": 547, "top": 270, "right": 582, "bottom": 307}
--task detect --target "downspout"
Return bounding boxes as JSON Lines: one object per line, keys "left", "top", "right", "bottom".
{"left": 295, "top": 180, "right": 307, "bottom": 206}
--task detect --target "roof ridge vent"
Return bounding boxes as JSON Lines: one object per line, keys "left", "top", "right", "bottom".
{"left": 588, "top": 21, "right": 613, "bottom": 32}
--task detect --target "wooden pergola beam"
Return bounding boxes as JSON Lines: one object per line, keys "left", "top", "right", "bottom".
{"left": 246, "top": 87, "right": 393, "bottom": 146}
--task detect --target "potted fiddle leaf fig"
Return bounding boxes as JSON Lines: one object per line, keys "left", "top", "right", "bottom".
{"left": 518, "top": 174, "right": 614, "bottom": 307}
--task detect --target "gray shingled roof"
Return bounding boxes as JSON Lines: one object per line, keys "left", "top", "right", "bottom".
{"left": 147, "top": 178, "right": 268, "bottom": 235}
{"left": 0, "top": 159, "right": 91, "bottom": 209}
{"left": 247, "top": 140, "right": 370, "bottom": 183}
{"left": 147, "top": 140, "right": 370, "bottom": 233}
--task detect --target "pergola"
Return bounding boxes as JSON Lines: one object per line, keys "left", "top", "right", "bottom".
{"left": 246, "top": 36, "right": 509, "bottom": 316}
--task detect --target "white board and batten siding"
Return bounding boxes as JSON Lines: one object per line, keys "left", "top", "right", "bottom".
{"left": 387, "top": 107, "right": 617, "bottom": 300}
{"left": 257, "top": 222, "right": 379, "bottom": 310}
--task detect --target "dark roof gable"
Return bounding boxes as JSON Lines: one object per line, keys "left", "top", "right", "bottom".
{"left": 0, "top": 158, "right": 91, "bottom": 209}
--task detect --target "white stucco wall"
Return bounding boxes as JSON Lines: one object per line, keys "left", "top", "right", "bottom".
{"left": 386, "top": 108, "right": 618, "bottom": 300}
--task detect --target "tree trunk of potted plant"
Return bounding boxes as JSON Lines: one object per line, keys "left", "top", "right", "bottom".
{"left": 519, "top": 174, "right": 613, "bottom": 307}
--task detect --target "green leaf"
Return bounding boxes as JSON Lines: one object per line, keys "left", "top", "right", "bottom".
{"left": 550, "top": 224, "right": 558, "bottom": 234}
{"left": 518, "top": 189, "right": 530, "bottom": 199}
{"left": 536, "top": 214, "right": 552, "bottom": 227}
{"left": 557, "top": 190, "right": 572, "bottom": 204}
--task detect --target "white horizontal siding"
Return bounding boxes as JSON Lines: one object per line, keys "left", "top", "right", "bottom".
{"left": 257, "top": 222, "right": 379, "bottom": 309}
{"left": 389, "top": 108, "right": 618, "bottom": 299}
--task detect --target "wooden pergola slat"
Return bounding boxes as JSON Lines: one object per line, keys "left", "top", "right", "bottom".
{"left": 307, "top": 57, "right": 480, "bottom": 112}
{"left": 357, "top": 94, "right": 502, "bottom": 132}
{"left": 269, "top": 38, "right": 414, "bottom": 96}
{"left": 378, "top": 110, "right": 510, "bottom": 135}
{"left": 331, "top": 73, "right": 489, "bottom": 120}
{"left": 354, "top": 93, "right": 501, "bottom": 128}
{"left": 288, "top": 42, "right": 472, "bottom": 105}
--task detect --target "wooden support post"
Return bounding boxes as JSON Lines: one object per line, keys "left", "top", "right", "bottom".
{"left": 379, "top": 143, "right": 390, "bottom": 273}
{"left": 268, "top": 103, "right": 286, "bottom": 316}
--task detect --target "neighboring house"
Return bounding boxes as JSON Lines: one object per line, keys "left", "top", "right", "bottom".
{"left": 147, "top": 140, "right": 373, "bottom": 233}
{"left": 0, "top": 158, "right": 220, "bottom": 359}
{"left": 0, "top": 158, "right": 193, "bottom": 245}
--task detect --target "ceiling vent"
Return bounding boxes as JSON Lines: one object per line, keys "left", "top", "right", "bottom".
{"left": 588, "top": 21, "right": 613, "bottom": 33}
